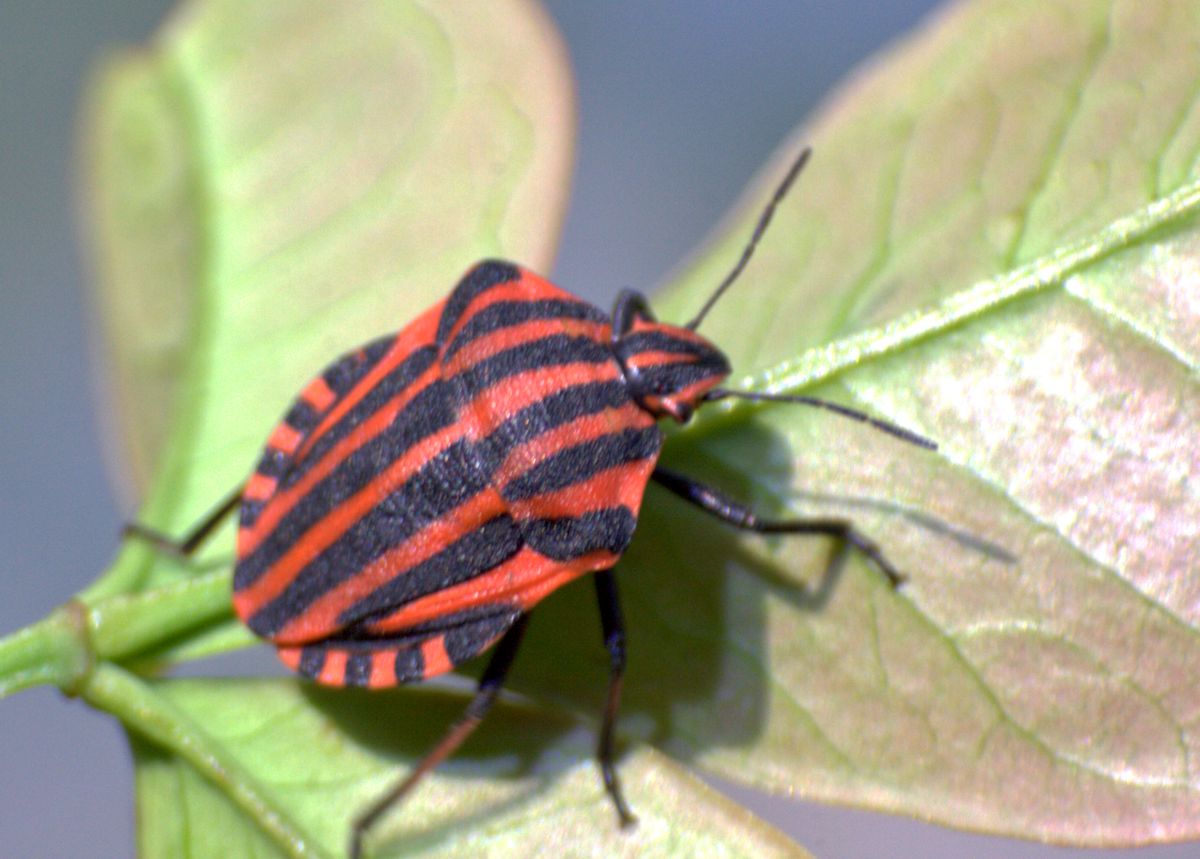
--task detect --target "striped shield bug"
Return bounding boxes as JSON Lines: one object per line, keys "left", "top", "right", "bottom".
{"left": 126, "top": 146, "right": 937, "bottom": 857}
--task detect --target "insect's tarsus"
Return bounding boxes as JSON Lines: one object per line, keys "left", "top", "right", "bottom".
{"left": 686, "top": 146, "right": 812, "bottom": 331}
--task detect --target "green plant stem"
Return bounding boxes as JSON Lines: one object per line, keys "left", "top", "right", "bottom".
{"left": 0, "top": 568, "right": 238, "bottom": 699}
{"left": 0, "top": 602, "right": 91, "bottom": 698}
{"left": 89, "top": 568, "right": 232, "bottom": 661}
{"left": 80, "top": 662, "right": 329, "bottom": 859}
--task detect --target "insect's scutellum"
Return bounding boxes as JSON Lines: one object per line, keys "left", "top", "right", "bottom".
{"left": 126, "top": 146, "right": 945, "bottom": 857}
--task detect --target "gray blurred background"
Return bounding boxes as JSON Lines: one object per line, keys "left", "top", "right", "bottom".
{"left": 1, "top": 2, "right": 1194, "bottom": 857}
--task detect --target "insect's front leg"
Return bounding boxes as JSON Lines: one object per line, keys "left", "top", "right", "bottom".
{"left": 651, "top": 467, "right": 905, "bottom": 587}
{"left": 121, "top": 483, "right": 245, "bottom": 558}
{"left": 593, "top": 568, "right": 636, "bottom": 826}
{"left": 351, "top": 613, "right": 531, "bottom": 859}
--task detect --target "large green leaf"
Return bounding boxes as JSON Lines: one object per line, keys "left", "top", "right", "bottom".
{"left": 510, "top": 0, "right": 1200, "bottom": 847}
{"left": 2, "top": 0, "right": 1196, "bottom": 855}
{"left": 125, "top": 676, "right": 806, "bottom": 859}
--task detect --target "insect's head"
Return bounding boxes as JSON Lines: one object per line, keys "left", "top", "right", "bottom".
{"left": 610, "top": 290, "right": 730, "bottom": 423}
{"left": 607, "top": 147, "right": 936, "bottom": 452}
{"left": 607, "top": 147, "right": 816, "bottom": 424}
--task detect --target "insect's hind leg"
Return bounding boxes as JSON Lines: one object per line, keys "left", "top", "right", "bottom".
{"left": 350, "top": 614, "right": 531, "bottom": 859}
{"left": 593, "top": 568, "right": 637, "bottom": 827}
{"left": 121, "top": 483, "right": 244, "bottom": 558}
{"left": 651, "top": 466, "right": 905, "bottom": 587}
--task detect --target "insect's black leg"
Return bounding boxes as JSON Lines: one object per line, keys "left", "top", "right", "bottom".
{"left": 350, "top": 614, "right": 531, "bottom": 859}
{"left": 610, "top": 289, "right": 655, "bottom": 340}
{"left": 121, "top": 483, "right": 245, "bottom": 558}
{"left": 593, "top": 568, "right": 637, "bottom": 827}
{"left": 651, "top": 467, "right": 905, "bottom": 587}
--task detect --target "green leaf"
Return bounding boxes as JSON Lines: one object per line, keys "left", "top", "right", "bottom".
{"left": 508, "top": 0, "right": 1200, "bottom": 847}
{"left": 129, "top": 678, "right": 809, "bottom": 859}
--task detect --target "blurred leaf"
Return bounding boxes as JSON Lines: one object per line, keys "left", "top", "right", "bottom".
{"left": 511, "top": 0, "right": 1200, "bottom": 847}
{"left": 132, "top": 679, "right": 809, "bottom": 859}
{"left": 84, "top": 0, "right": 574, "bottom": 547}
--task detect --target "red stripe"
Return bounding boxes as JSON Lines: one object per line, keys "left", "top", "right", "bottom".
{"left": 318, "top": 649, "right": 348, "bottom": 686}
{"left": 276, "top": 647, "right": 302, "bottom": 672}
{"left": 510, "top": 459, "right": 652, "bottom": 522}
{"left": 364, "top": 546, "right": 562, "bottom": 633}
{"left": 625, "top": 350, "right": 699, "bottom": 370}
{"left": 268, "top": 423, "right": 303, "bottom": 456}
{"left": 300, "top": 376, "right": 337, "bottom": 413}
{"left": 420, "top": 637, "right": 452, "bottom": 679}
{"left": 368, "top": 651, "right": 398, "bottom": 688}
{"left": 443, "top": 316, "right": 608, "bottom": 376}
{"left": 243, "top": 473, "right": 278, "bottom": 502}
{"left": 511, "top": 549, "right": 619, "bottom": 611}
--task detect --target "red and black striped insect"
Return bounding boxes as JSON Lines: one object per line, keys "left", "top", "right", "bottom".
{"left": 126, "top": 147, "right": 935, "bottom": 857}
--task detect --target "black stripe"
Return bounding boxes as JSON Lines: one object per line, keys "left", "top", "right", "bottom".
{"left": 282, "top": 345, "right": 438, "bottom": 486}
{"left": 235, "top": 377, "right": 460, "bottom": 588}
{"left": 619, "top": 330, "right": 714, "bottom": 357}
{"left": 298, "top": 646, "right": 325, "bottom": 679}
{"left": 243, "top": 440, "right": 491, "bottom": 636}
{"left": 323, "top": 335, "right": 393, "bottom": 397}
{"left": 283, "top": 400, "right": 319, "bottom": 436}
{"left": 239, "top": 499, "right": 264, "bottom": 528}
{"left": 437, "top": 260, "right": 521, "bottom": 346}
{"left": 335, "top": 515, "right": 524, "bottom": 628}
{"left": 443, "top": 298, "right": 607, "bottom": 361}
{"left": 502, "top": 427, "right": 661, "bottom": 502}
{"left": 638, "top": 362, "right": 724, "bottom": 396}
{"left": 453, "top": 334, "right": 612, "bottom": 402}
{"left": 523, "top": 507, "right": 638, "bottom": 561}
{"left": 394, "top": 647, "right": 424, "bottom": 683}
{"left": 344, "top": 652, "right": 372, "bottom": 687}
{"left": 255, "top": 448, "right": 291, "bottom": 479}
{"left": 475, "top": 380, "right": 632, "bottom": 473}
{"left": 443, "top": 606, "right": 521, "bottom": 665}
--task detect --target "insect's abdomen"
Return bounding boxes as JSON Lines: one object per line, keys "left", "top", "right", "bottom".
{"left": 231, "top": 261, "right": 662, "bottom": 681}
{"left": 230, "top": 299, "right": 504, "bottom": 646}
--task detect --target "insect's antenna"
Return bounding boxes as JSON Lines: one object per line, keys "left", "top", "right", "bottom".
{"left": 686, "top": 146, "right": 812, "bottom": 331}
{"left": 704, "top": 388, "right": 937, "bottom": 451}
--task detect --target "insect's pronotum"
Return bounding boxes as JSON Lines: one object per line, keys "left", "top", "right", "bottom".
{"left": 127, "top": 147, "right": 936, "bottom": 857}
